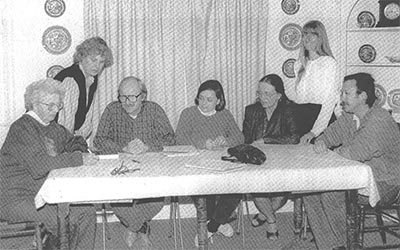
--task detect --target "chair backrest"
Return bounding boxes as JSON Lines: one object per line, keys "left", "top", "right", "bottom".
{"left": 0, "top": 220, "right": 42, "bottom": 250}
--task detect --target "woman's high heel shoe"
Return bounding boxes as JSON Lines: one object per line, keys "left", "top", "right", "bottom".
{"left": 266, "top": 221, "right": 278, "bottom": 241}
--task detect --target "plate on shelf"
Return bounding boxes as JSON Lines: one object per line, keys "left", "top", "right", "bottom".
{"left": 388, "top": 89, "right": 400, "bottom": 112}
{"left": 46, "top": 65, "right": 64, "bottom": 78}
{"left": 281, "top": 0, "right": 300, "bottom": 15}
{"left": 42, "top": 25, "right": 71, "bottom": 55}
{"left": 374, "top": 84, "right": 387, "bottom": 108}
{"left": 282, "top": 58, "right": 296, "bottom": 78}
{"left": 357, "top": 11, "right": 376, "bottom": 28}
{"left": 358, "top": 44, "right": 376, "bottom": 63}
{"left": 44, "top": 0, "right": 66, "bottom": 18}
{"left": 279, "top": 23, "right": 302, "bottom": 51}
{"left": 384, "top": 3, "right": 400, "bottom": 20}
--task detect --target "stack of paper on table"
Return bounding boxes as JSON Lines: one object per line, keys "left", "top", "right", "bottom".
{"left": 162, "top": 145, "right": 200, "bottom": 157}
{"left": 185, "top": 158, "right": 246, "bottom": 172}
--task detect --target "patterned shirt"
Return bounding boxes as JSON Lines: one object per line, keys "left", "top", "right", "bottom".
{"left": 93, "top": 101, "right": 175, "bottom": 154}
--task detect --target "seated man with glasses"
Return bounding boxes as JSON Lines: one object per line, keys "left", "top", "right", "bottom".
{"left": 93, "top": 76, "right": 175, "bottom": 249}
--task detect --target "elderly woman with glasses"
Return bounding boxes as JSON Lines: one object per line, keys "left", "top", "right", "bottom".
{"left": 54, "top": 36, "right": 113, "bottom": 140}
{"left": 0, "top": 79, "right": 99, "bottom": 249}
{"left": 242, "top": 74, "right": 300, "bottom": 240}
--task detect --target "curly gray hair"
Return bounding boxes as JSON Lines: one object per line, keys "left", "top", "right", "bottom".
{"left": 24, "top": 79, "right": 65, "bottom": 111}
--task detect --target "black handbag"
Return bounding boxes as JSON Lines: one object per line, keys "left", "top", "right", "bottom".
{"left": 221, "top": 144, "right": 266, "bottom": 165}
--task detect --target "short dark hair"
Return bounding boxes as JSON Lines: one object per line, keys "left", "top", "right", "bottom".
{"left": 259, "top": 74, "right": 288, "bottom": 100}
{"left": 344, "top": 73, "right": 376, "bottom": 107}
{"left": 194, "top": 80, "right": 226, "bottom": 111}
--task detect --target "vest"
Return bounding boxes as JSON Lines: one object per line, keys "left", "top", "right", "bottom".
{"left": 54, "top": 63, "right": 98, "bottom": 131}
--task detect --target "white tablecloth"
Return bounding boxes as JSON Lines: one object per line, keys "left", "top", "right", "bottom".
{"left": 35, "top": 143, "right": 379, "bottom": 208}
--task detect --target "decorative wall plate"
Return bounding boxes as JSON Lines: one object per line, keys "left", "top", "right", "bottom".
{"left": 384, "top": 3, "right": 400, "bottom": 20}
{"left": 358, "top": 44, "right": 376, "bottom": 63}
{"left": 46, "top": 65, "right": 64, "bottom": 78}
{"left": 374, "top": 84, "right": 387, "bottom": 107}
{"left": 388, "top": 89, "right": 400, "bottom": 112}
{"left": 281, "top": 0, "right": 300, "bottom": 15}
{"left": 44, "top": 0, "right": 66, "bottom": 18}
{"left": 42, "top": 25, "right": 71, "bottom": 55}
{"left": 357, "top": 11, "right": 376, "bottom": 28}
{"left": 282, "top": 58, "right": 296, "bottom": 78}
{"left": 279, "top": 23, "right": 302, "bottom": 51}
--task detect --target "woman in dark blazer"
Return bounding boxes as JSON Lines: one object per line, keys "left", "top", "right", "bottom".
{"left": 242, "top": 74, "right": 300, "bottom": 240}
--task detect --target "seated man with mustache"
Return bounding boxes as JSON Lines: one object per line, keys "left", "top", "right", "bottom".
{"left": 303, "top": 72, "right": 400, "bottom": 250}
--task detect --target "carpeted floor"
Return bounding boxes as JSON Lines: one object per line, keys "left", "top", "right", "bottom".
{"left": 1, "top": 211, "right": 400, "bottom": 250}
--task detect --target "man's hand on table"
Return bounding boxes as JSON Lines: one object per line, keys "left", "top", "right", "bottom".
{"left": 313, "top": 140, "right": 328, "bottom": 154}
{"left": 206, "top": 136, "right": 228, "bottom": 151}
{"left": 82, "top": 153, "right": 99, "bottom": 165}
{"left": 123, "top": 139, "right": 149, "bottom": 155}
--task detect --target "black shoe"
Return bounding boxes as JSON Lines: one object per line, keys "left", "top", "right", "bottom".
{"left": 137, "top": 221, "right": 150, "bottom": 235}
{"left": 266, "top": 230, "right": 279, "bottom": 241}
{"left": 42, "top": 233, "right": 60, "bottom": 250}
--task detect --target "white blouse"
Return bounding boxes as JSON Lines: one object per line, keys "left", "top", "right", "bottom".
{"left": 293, "top": 56, "right": 341, "bottom": 136}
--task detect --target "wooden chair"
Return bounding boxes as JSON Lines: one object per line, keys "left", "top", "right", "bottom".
{"left": 0, "top": 220, "right": 43, "bottom": 250}
{"left": 358, "top": 191, "right": 400, "bottom": 249}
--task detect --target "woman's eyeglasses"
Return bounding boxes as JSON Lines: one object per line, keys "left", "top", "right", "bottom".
{"left": 118, "top": 93, "right": 142, "bottom": 103}
{"left": 38, "top": 102, "right": 64, "bottom": 111}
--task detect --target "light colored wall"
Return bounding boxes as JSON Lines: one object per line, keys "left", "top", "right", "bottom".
{"left": 264, "top": 0, "right": 346, "bottom": 101}
{"left": 0, "top": 0, "right": 84, "bottom": 145}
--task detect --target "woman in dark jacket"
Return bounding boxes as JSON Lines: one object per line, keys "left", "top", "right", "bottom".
{"left": 243, "top": 74, "right": 299, "bottom": 145}
{"left": 242, "top": 74, "right": 300, "bottom": 240}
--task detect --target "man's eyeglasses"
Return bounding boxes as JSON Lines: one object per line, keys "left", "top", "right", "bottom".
{"left": 38, "top": 102, "right": 64, "bottom": 111}
{"left": 118, "top": 93, "right": 142, "bottom": 103}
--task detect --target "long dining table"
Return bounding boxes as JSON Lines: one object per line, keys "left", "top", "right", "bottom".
{"left": 35, "top": 142, "right": 379, "bottom": 250}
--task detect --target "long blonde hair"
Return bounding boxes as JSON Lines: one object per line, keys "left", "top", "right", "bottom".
{"left": 296, "top": 20, "right": 334, "bottom": 85}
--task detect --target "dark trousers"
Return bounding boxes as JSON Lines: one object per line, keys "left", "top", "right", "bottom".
{"left": 205, "top": 194, "right": 240, "bottom": 232}
{"left": 110, "top": 197, "right": 164, "bottom": 232}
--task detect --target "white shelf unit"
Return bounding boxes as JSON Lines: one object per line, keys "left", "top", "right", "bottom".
{"left": 345, "top": 0, "right": 400, "bottom": 120}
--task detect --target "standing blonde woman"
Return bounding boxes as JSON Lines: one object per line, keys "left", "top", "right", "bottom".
{"left": 294, "top": 20, "right": 340, "bottom": 144}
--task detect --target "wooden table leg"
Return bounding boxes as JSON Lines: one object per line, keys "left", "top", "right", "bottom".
{"left": 193, "top": 196, "right": 208, "bottom": 250}
{"left": 57, "top": 203, "right": 70, "bottom": 250}
{"left": 346, "top": 190, "right": 362, "bottom": 250}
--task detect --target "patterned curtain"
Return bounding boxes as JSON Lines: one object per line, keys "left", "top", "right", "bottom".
{"left": 84, "top": 0, "right": 268, "bottom": 138}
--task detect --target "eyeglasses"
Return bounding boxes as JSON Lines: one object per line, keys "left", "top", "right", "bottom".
{"left": 38, "top": 102, "right": 64, "bottom": 111}
{"left": 256, "top": 91, "right": 276, "bottom": 97}
{"left": 111, "top": 161, "right": 140, "bottom": 175}
{"left": 118, "top": 93, "right": 142, "bottom": 103}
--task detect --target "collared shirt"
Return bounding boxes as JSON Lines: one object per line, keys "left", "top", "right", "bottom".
{"left": 318, "top": 107, "right": 400, "bottom": 186}
{"left": 26, "top": 111, "right": 49, "bottom": 126}
{"left": 93, "top": 101, "right": 175, "bottom": 154}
